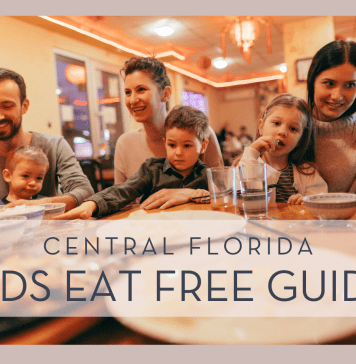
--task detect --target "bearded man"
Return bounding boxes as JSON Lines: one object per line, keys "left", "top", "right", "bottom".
{"left": 0, "top": 68, "right": 94, "bottom": 210}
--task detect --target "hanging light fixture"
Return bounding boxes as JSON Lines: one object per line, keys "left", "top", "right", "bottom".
{"left": 221, "top": 16, "right": 272, "bottom": 64}
{"left": 230, "top": 18, "right": 260, "bottom": 50}
{"left": 65, "top": 65, "right": 86, "bottom": 85}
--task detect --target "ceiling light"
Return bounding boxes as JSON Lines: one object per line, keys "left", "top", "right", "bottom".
{"left": 154, "top": 26, "right": 174, "bottom": 37}
{"left": 41, "top": 16, "right": 283, "bottom": 89}
{"left": 279, "top": 64, "right": 287, "bottom": 73}
{"left": 222, "top": 16, "right": 272, "bottom": 64}
{"left": 213, "top": 58, "right": 228, "bottom": 69}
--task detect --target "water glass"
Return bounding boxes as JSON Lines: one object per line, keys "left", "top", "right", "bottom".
{"left": 238, "top": 163, "right": 268, "bottom": 220}
{"left": 207, "top": 167, "right": 237, "bottom": 214}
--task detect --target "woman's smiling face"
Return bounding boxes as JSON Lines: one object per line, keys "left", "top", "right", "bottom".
{"left": 124, "top": 70, "right": 165, "bottom": 124}
{"left": 313, "top": 62, "right": 356, "bottom": 121}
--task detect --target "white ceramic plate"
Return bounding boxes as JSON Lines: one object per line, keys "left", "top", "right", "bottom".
{"left": 106, "top": 242, "right": 356, "bottom": 344}
{"left": 96, "top": 210, "right": 246, "bottom": 248}
{"left": 0, "top": 205, "right": 45, "bottom": 233}
{"left": 114, "top": 317, "right": 356, "bottom": 345}
{"left": 0, "top": 218, "right": 27, "bottom": 248}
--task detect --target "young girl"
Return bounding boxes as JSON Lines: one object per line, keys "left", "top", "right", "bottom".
{"left": 233, "top": 93, "right": 328, "bottom": 204}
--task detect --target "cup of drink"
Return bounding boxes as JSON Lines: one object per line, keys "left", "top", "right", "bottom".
{"left": 207, "top": 167, "right": 237, "bottom": 214}
{"left": 238, "top": 163, "right": 268, "bottom": 220}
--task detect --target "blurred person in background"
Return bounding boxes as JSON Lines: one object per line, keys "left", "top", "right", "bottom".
{"left": 221, "top": 131, "right": 243, "bottom": 165}
{"left": 238, "top": 125, "right": 253, "bottom": 148}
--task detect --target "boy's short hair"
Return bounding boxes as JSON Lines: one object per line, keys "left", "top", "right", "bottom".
{"left": 6, "top": 146, "right": 49, "bottom": 172}
{"left": 164, "top": 105, "right": 210, "bottom": 142}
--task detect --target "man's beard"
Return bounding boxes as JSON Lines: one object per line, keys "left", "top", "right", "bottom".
{"left": 0, "top": 118, "right": 22, "bottom": 141}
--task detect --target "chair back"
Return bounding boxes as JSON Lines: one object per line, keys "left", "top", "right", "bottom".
{"left": 97, "top": 155, "right": 114, "bottom": 169}
{"left": 79, "top": 159, "right": 102, "bottom": 193}
{"left": 97, "top": 155, "right": 115, "bottom": 189}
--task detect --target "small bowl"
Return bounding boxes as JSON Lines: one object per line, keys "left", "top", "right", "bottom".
{"left": 303, "top": 193, "right": 356, "bottom": 220}
{"left": 0, "top": 205, "right": 45, "bottom": 233}
{"left": 39, "top": 203, "right": 66, "bottom": 220}
{"left": 237, "top": 188, "right": 273, "bottom": 213}
{"left": 0, "top": 216, "right": 27, "bottom": 249}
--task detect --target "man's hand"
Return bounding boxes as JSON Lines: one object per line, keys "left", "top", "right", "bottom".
{"left": 52, "top": 201, "right": 97, "bottom": 220}
{"left": 140, "top": 188, "right": 205, "bottom": 210}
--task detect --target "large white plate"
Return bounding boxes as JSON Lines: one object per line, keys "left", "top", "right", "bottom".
{"left": 96, "top": 210, "right": 246, "bottom": 248}
{"left": 105, "top": 240, "right": 356, "bottom": 344}
{"left": 114, "top": 317, "right": 356, "bottom": 345}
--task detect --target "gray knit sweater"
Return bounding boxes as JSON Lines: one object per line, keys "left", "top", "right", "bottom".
{"left": 314, "top": 114, "right": 356, "bottom": 193}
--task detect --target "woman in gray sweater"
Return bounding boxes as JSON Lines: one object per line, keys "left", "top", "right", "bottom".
{"left": 307, "top": 40, "right": 356, "bottom": 192}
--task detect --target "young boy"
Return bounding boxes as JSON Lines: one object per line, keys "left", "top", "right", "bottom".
{"left": 1, "top": 146, "right": 49, "bottom": 205}
{"left": 55, "top": 105, "right": 210, "bottom": 219}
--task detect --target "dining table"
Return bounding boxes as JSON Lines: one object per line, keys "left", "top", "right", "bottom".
{"left": 1, "top": 201, "right": 356, "bottom": 345}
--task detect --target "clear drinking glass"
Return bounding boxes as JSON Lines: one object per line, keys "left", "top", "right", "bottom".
{"left": 207, "top": 167, "right": 237, "bottom": 214}
{"left": 238, "top": 163, "right": 268, "bottom": 220}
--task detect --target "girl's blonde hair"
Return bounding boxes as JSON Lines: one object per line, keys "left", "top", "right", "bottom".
{"left": 257, "top": 93, "right": 316, "bottom": 175}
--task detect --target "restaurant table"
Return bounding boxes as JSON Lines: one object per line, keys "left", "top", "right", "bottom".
{"left": 2, "top": 202, "right": 356, "bottom": 345}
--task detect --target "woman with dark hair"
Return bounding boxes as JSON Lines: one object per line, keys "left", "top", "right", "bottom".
{"left": 307, "top": 40, "right": 356, "bottom": 192}
{"left": 115, "top": 57, "right": 223, "bottom": 209}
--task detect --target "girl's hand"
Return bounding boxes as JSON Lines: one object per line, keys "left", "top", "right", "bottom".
{"left": 52, "top": 201, "right": 98, "bottom": 220}
{"left": 287, "top": 194, "right": 304, "bottom": 205}
{"left": 250, "top": 136, "right": 276, "bottom": 155}
{"left": 189, "top": 189, "right": 210, "bottom": 204}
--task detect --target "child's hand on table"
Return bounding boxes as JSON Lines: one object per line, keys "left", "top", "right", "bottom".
{"left": 140, "top": 188, "right": 208, "bottom": 210}
{"left": 52, "top": 201, "right": 97, "bottom": 220}
{"left": 189, "top": 189, "right": 210, "bottom": 204}
{"left": 287, "top": 194, "right": 304, "bottom": 205}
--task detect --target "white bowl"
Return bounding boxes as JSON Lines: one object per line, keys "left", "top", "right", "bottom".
{"left": 303, "top": 193, "right": 356, "bottom": 220}
{"left": 39, "top": 203, "right": 66, "bottom": 220}
{"left": 0, "top": 216, "right": 27, "bottom": 248}
{"left": 237, "top": 188, "right": 273, "bottom": 213}
{"left": 0, "top": 205, "right": 45, "bottom": 233}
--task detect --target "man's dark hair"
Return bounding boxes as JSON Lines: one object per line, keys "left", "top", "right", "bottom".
{"left": 0, "top": 68, "right": 27, "bottom": 104}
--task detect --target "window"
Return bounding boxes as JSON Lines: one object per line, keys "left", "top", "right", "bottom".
{"left": 55, "top": 54, "right": 93, "bottom": 159}
{"left": 54, "top": 50, "right": 124, "bottom": 160}
{"left": 182, "top": 90, "right": 209, "bottom": 115}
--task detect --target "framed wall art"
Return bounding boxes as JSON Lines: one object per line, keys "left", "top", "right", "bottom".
{"left": 296, "top": 58, "right": 312, "bottom": 82}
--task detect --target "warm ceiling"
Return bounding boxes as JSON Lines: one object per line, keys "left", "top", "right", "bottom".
{"left": 37, "top": 16, "right": 356, "bottom": 85}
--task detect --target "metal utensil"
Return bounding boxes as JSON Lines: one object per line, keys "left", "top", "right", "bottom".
{"left": 191, "top": 184, "right": 280, "bottom": 201}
